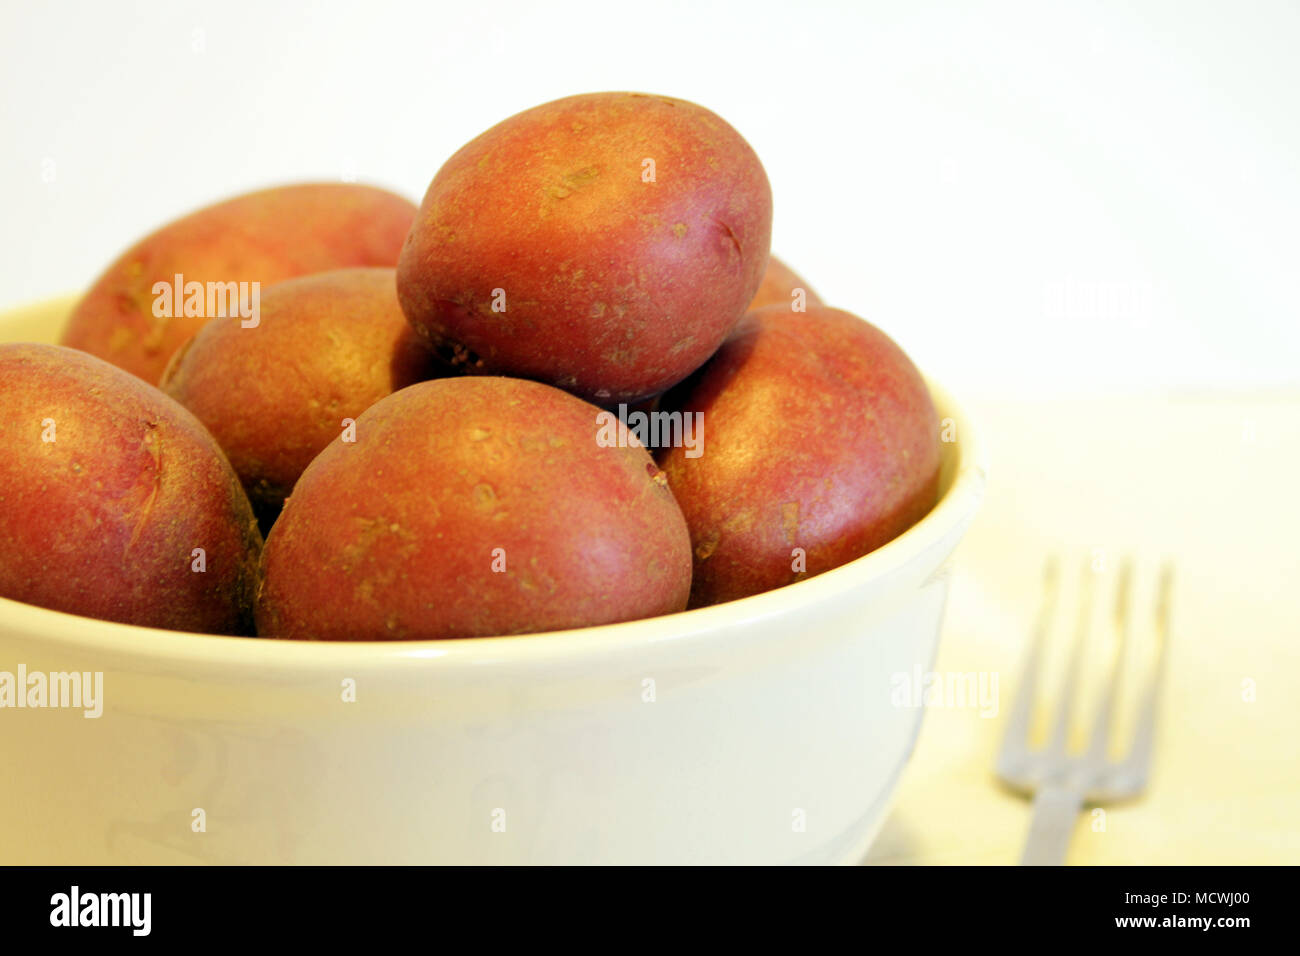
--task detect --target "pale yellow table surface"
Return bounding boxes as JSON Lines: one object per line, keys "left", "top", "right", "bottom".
{"left": 862, "top": 391, "right": 1300, "bottom": 865}
{"left": 4, "top": 298, "right": 1296, "bottom": 864}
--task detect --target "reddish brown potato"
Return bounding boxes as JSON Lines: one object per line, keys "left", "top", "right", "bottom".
{"left": 657, "top": 306, "right": 941, "bottom": 607}
{"left": 256, "top": 376, "right": 693, "bottom": 640}
{"left": 0, "top": 344, "right": 261, "bottom": 634}
{"left": 397, "top": 91, "right": 772, "bottom": 404}
{"left": 747, "top": 255, "right": 823, "bottom": 312}
{"left": 160, "top": 268, "right": 435, "bottom": 515}
{"left": 61, "top": 183, "right": 417, "bottom": 383}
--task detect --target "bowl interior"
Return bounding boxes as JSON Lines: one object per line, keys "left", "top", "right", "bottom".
{"left": 0, "top": 295, "right": 986, "bottom": 669}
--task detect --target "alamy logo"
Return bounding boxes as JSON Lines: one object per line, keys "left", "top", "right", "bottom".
{"left": 0, "top": 665, "right": 103, "bottom": 718}
{"left": 595, "top": 405, "right": 704, "bottom": 458}
{"left": 890, "top": 667, "right": 999, "bottom": 718}
{"left": 152, "top": 273, "right": 260, "bottom": 327}
{"left": 50, "top": 886, "right": 151, "bottom": 936}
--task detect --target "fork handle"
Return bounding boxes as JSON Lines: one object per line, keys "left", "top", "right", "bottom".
{"left": 1020, "top": 785, "right": 1085, "bottom": 865}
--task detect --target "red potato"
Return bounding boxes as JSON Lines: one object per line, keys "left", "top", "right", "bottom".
{"left": 160, "top": 268, "right": 435, "bottom": 514}
{"left": 397, "top": 91, "right": 773, "bottom": 404}
{"left": 747, "top": 255, "right": 823, "bottom": 312}
{"left": 657, "top": 306, "right": 941, "bottom": 607}
{"left": 256, "top": 376, "right": 693, "bottom": 641}
{"left": 61, "top": 183, "right": 417, "bottom": 383}
{"left": 0, "top": 344, "right": 262, "bottom": 634}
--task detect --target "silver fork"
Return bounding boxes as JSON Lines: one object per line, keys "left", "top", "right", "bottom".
{"left": 996, "top": 556, "right": 1173, "bottom": 866}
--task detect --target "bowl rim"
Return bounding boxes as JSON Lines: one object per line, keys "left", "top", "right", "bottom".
{"left": 1, "top": 301, "right": 987, "bottom": 672}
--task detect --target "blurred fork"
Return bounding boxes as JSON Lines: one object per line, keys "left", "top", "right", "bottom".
{"left": 996, "top": 556, "right": 1173, "bottom": 866}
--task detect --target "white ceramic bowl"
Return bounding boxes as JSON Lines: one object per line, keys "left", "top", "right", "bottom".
{"left": 0, "top": 297, "right": 986, "bottom": 864}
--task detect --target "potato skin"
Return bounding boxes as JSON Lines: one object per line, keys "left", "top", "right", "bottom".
{"left": 397, "top": 91, "right": 773, "bottom": 404}
{"left": 160, "top": 268, "right": 435, "bottom": 513}
{"left": 747, "top": 255, "right": 823, "bottom": 312}
{"left": 256, "top": 376, "right": 693, "bottom": 641}
{"left": 657, "top": 306, "right": 941, "bottom": 608}
{"left": 61, "top": 183, "right": 417, "bottom": 383}
{"left": 0, "top": 344, "right": 262, "bottom": 634}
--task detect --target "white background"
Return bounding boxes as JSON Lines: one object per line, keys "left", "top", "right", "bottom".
{"left": 2, "top": 0, "right": 1297, "bottom": 397}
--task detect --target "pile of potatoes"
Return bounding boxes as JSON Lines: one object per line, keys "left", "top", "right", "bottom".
{"left": 0, "top": 91, "right": 941, "bottom": 641}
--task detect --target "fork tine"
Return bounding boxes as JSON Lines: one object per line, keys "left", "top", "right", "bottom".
{"left": 996, "top": 556, "right": 1059, "bottom": 775}
{"left": 1086, "top": 558, "right": 1133, "bottom": 762}
{"left": 1121, "top": 562, "right": 1174, "bottom": 783}
{"left": 1046, "top": 558, "right": 1094, "bottom": 758}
